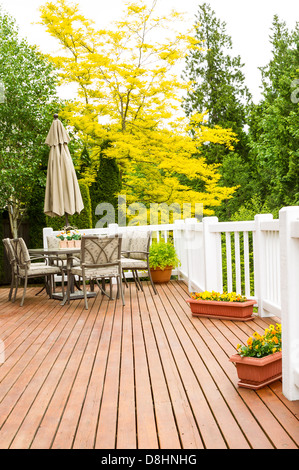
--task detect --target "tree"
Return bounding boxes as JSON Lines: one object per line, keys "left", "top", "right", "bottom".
{"left": 39, "top": 0, "right": 238, "bottom": 218}
{"left": 0, "top": 9, "right": 58, "bottom": 237}
{"left": 182, "top": 2, "right": 253, "bottom": 219}
{"left": 248, "top": 16, "right": 299, "bottom": 212}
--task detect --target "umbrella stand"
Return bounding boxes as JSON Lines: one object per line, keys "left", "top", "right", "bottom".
{"left": 65, "top": 213, "right": 70, "bottom": 229}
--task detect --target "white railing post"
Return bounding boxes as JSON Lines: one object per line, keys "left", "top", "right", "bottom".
{"left": 202, "top": 216, "right": 221, "bottom": 292}
{"left": 279, "top": 207, "right": 299, "bottom": 401}
{"left": 185, "top": 218, "right": 199, "bottom": 293}
{"left": 174, "top": 219, "right": 185, "bottom": 282}
{"left": 253, "top": 214, "right": 274, "bottom": 317}
{"left": 43, "top": 227, "right": 54, "bottom": 248}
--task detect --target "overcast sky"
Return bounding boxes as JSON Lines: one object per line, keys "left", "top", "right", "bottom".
{"left": 0, "top": 0, "right": 298, "bottom": 103}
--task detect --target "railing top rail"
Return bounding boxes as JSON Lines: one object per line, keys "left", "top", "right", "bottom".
{"left": 260, "top": 220, "right": 279, "bottom": 231}
{"left": 208, "top": 220, "right": 255, "bottom": 233}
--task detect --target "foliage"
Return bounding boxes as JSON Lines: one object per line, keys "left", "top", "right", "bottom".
{"left": 39, "top": 0, "right": 238, "bottom": 216}
{"left": 26, "top": 183, "right": 47, "bottom": 249}
{"left": 182, "top": 3, "right": 253, "bottom": 220}
{"left": 0, "top": 8, "right": 59, "bottom": 237}
{"left": 149, "top": 239, "right": 180, "bottom": 270}
{"left": 248, "top": 17, "right": 299, "bottom": 213}
{"left": 90, "top": 154, "right": 122, "bottom": 227}
{"left": 190, "top": 291, "right": 248, "bottom": 302}
{"left": 236, "top": 323, "right": 282, "bottom": 358}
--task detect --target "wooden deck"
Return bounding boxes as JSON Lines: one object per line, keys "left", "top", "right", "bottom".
{"left": 0, "top": 280, "right": 298, "bottom": 450}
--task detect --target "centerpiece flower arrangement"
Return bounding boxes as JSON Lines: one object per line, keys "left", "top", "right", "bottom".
{"left": 56, "top": 230, "right": 82, "bottom": 247}
{"left": 186, "top": 290, "right": 256, "bottom": 320}
{"left": 229, "top": 323, "right": 282, "bottom": 389}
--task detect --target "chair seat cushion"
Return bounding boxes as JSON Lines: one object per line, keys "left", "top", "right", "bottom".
{"left": 121, "top": 257, "right": 147, "bottom": 270}
{"left": 19, "top": 265, "right": 62, "bottom": 277}
{"left": 14, "top": 262, "right": 46, "bottom": 273}
{"left": 70, "top": 265, "right": 120, "bottom": 278}
{"left": 51, "top": 258, "right": 80, "bottom": 268}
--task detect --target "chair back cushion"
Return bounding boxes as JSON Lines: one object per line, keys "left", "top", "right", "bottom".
{"left": 121, "top": 232, "right": 131, "bottom": 257}
{"left": 2, "top": 238, "right": 15, "bottom": 265}
{"left": 47, "top": 236, "right": 67, "bottom": 260}
{"left": 12, "top": 238, "right": 31, "bottom": 268}
{"left": 128, "top": 231, "right": 151, "bottom": 260}
{"left": 81, "top": 235, "right": 121, "bottom": 266}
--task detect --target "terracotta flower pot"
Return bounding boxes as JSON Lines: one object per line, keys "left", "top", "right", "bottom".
{"left": 66, "top": 240, "right": 75, "bottom": 248}
{"left": 74, "top": 240, "right": 81, "bottom": 248}
{"left": 186, "top": 298, "right": 256, "bottom": 321}
{"left": 229, "top": 351, "right": 282, "bottom": 389}
{"left": 59, "top": 240, "right": 67, "bottom": 248}
{"left": 150, "top": 266, "right": 173, "bottom": 283}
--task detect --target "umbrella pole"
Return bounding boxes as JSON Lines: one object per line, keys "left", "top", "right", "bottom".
{"left": 65, "top": 213, "right": 69, "bottom": 228}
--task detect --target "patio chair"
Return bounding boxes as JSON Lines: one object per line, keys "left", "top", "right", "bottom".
{"left": 2, "top": 238, "right": 49, "bottom": 302}
{"left": 11, "top": 238, "right": 64, "bottom": 306}
{"left": 2, "top": 238, "right": 17, "bottom": 301}
{"left": 67, "top": 234, "right": 125, "bottom": 309}
{"left": 121, "top": 230, "right": 157, "bottom": 294}
{"left": 46, "top": 235, "right": 81, "bottom": 292}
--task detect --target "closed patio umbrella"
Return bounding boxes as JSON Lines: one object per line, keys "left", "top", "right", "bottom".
{"left": 44, "top": 114, "right": 84, "bottom": 227}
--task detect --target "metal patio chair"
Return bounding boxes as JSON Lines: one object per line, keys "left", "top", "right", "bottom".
{"left": 121, "top": 230, "right": 157, "bottom": 294}
{"left": 11, "top": 238, "right": 64, "bottom": 306}
{"left": 67, "top": 234, "right": 125, "bottom": 309}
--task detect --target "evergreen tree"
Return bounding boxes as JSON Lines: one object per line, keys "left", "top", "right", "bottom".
{"left": 183, "top": 2, "right": 253, "bottom": 219}
{"left": 248, "top": 16, "right": 299, "bottom": 212}
{"left": 90, "top": 155, "right": 122, "bottom": 227}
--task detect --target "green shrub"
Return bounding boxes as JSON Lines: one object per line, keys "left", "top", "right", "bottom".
{"left": 149, "top": 240, "right": 180, "bottom": 270}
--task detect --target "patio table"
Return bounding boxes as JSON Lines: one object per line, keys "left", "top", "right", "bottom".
{"left": 28, "top": 247, "right": 97, "bottom": 305}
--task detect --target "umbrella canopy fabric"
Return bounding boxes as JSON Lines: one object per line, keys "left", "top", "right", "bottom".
{"left": 44, "top": 117, "right": 84, "bottom": 220}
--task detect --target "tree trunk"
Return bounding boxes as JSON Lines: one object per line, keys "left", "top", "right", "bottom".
{"left": 8, "top": 197, "right": 21, "bottom": 239}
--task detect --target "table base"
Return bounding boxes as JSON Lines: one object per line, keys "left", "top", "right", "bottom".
{"left": 52, "top": 291, "right": 97, "bottom": 305}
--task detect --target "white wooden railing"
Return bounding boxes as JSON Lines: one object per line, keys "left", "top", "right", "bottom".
{"left": 43, "top": 206, "right": 299, "bottom": 401}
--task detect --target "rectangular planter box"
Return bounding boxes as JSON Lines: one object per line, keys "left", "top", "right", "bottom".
{"left": 186, "top": 298, "right": 256, "bottom": 321}
{"left": 229, "top": 352, "right": 282, "bottom": 389}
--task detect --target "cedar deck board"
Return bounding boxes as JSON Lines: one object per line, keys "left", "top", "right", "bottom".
{"left": 0, "top": 282, "right": 298, "bottom": 449}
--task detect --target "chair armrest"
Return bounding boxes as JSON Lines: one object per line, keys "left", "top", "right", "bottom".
{"left": 30, "top": 255, "right": 47, "bottom": 262}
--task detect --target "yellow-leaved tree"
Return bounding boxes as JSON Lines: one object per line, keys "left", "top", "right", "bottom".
{"left": 39, "top": 0, "right": 238, "bottom": 218}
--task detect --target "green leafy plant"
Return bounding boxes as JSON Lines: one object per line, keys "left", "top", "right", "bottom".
{"left": 149, "top": 240, "right": 180, "bottom": 270}
{"left": 236, "top": 323, "right": 282, "bottom": 358}
{"left": 72, "top": 232, "right": 81, "bottom": 240}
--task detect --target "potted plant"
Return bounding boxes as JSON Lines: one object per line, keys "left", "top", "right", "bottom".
{"left": 186, "top": 291, "right": 256, "bottom": 321}
{"left": 229, "top": 323, "right": 282, "bottom": 389}
{"left": 72, "top": 231, "right": 82, "bottom": 247}
{"left": 149, "top": 240, "right": 180, "bottom": 283}
{"left": 56, "top": 232, "right": 67, "bottom": 248}
{"left": 66, "top": 231, "right": 75, "bottom": 247}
